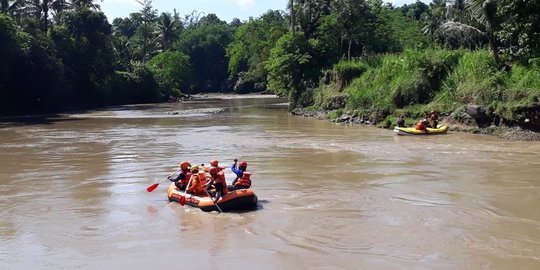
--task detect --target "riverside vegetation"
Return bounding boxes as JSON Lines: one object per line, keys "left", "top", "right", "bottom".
{"left": 1, "top": 1, "right": 539, "bottom": 139}
{"left": 303, "top": 48, "right": 540, "bottom": 141}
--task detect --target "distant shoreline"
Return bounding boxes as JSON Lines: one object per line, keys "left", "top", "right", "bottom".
{"left": 190, "top": 93, "right": 281, "bottom": 100}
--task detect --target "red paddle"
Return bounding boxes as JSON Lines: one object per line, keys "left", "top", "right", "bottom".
{"left": 179, "top": 196, "right": 186, "bottom": 205}
{"left": 146, "top": 169, "right": 180, "bottom": 192}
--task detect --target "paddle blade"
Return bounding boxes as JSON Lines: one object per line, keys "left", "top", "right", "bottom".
{"left": 146, "top": 183, "right": 159, "bottom": 192}
{"left": 179, "top": 196, "right": 186, "bottom": 206}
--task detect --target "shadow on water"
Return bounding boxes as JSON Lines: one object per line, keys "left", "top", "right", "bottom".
{"left": 0, "top": 115, "right": 86, "bottom": 129}
{"left": 0, "top": 102, "right": 165, "bottom": 128}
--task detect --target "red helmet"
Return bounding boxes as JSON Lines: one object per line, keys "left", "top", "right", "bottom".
{"left": 179, "top": 161, "right": 190, "bottom": 170}
{"left": 238, "top": 161, "right": 247, "bottom": 169}
{"left": 210, "top": 160, "right": 218, "bottom": 167}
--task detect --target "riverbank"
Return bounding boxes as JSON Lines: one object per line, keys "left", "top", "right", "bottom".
{"left": 291, "top": 108, "right": 540, "bottom": 141}
{"left": 169, "top": 93, "right": 540, "bottom": 141}
{"left": 190, "top": 92, "right": 279, "bottom": 100}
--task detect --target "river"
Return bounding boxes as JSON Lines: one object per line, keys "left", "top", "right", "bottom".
{"left": 1, "top": 96, "right": 539, "bottom": 270}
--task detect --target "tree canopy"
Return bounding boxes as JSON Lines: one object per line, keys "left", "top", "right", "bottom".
{"left": 1, "top": 0, "right": 539, "bottom": 114}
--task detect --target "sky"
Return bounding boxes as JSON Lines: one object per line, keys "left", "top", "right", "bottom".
{"left": 100, "top": 0, "right": 430, "bottom": 23}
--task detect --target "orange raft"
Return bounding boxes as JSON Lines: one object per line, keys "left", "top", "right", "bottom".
{"left": 167, "top": 183, "right": 258, "bottom": 212}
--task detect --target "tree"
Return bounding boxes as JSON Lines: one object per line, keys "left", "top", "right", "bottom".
{"left": 332, "top": 0, "right": 377, "bottom": 59}
{"left": 71, "top": 0, "right": 100, "bottom": 10}
{"left": 266, "top": 32, "right": 320, "bottom": 109}
{"left": 156, "top": 11, "right": 181, "bottom": 51}
{"left": 174, "top": 14, "right": 233, "bottom": 92}
{"left": 294, "top": 0, "right": 332, "bottom": 38}
{"left": 498, "top": 0, "right": 540, "bottom": 61}
{"left": 22, "top": 0, "right": 71, "bottom": 30}
{"left": 1, "top": 0, "right": 24, "bottom": 17}
{"left": 147, "top": 51, "right": 191, "bottom": 96}
{"left": 1, "top": 12, "right": 71, "bottom": 113}
{"left": 50, "top": 8, "right": 115, "bottom": 106}
{"left": 226, "top": 10, "right": 287, "bottom": 92}
{"left": 429, "top": 0, "right": 503, "bottom": 65}
{"left": 132, "top": 0, "right": 158, "bottom": 63}
{"left": 310, "top": 13, "right": 341, "bottom": 66}
{"left": 288, "top": 0, "right": 295, "bottom": 33}
{"left": 0, "top": 13, "right": 24, "bottom": 111}
{"left": 401, "top": 0, "right": 429, "bottom": 20}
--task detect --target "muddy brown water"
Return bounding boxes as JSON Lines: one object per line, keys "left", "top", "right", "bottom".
{"left": 1, "top": 96, "right": 539, "bottom": 270}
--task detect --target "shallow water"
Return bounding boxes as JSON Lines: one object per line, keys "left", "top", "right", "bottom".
{"left": 1, "top": 96, "right": 539, "bottom": 269}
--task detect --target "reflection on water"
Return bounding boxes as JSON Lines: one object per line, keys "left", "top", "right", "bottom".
{"left": 1, "top": 96, "right": 539, "bottom": 269}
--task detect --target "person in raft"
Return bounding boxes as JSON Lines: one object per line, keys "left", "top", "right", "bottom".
{"left": 415, "top": 118, "right": 429, "bottom": 133}
{"left": 230, "top": 159, "right": 252, "bottom": 190}
{"left": 397, "top": 115, "right": 405, "bottom": 127}
{"left": 208, "top": 166, "right": 228, "bottom": 199}
{"left": 428, "top": 110, "right": 439, "bottom": 128}
{"left": 168, "top": 161, "right": 191, "bottom": 190}
{"left": 204, "top": 159, "right": 224, "bottom": 173}
{"left": 186, "top": 165, "right": 207, "bottom": 196}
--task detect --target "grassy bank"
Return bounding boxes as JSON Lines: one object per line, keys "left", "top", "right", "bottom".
{"left": 311, "top": 48, "right": 540, "bottom": 135}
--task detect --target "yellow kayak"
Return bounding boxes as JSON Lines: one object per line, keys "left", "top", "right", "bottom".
{"left": 394, "top": 125, "right": 448, "bottom": 136}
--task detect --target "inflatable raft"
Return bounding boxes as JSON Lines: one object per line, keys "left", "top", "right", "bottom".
{"left": 394, "top": 125, "right": 449, "bottom": 136}
{"left": 167, "top": 183, "right": 258, "bottom": 212}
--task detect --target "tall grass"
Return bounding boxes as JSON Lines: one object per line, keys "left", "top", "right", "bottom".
{"left": 435, "top": 50, "right": 501, "bottom": 105}
{"left": 436, "top": 50, "right": 540, "bottom": 119}
{"left": 320, "top": 48, "right": 539, "bottom": 124}
{"left": 346, "top": 49, "right": 460, "bottom": 112}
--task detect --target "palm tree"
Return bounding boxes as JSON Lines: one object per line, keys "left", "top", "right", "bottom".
{"left": 22, "top": 0, "right": 71, "bottom": 30}
{"left": 289, "top": 0, "right": 295, "bottom": 33}
{"left": 1, "top": 0, "right": 24, "bottom": 16}
{"left": 71, "top": 0, "right": 100, "bottom": 10}
{"left": 156, "top": 11, "right": 180, "bottom": 51}
{"left": 438, "top": 0, "right": 502, "bottom": 65}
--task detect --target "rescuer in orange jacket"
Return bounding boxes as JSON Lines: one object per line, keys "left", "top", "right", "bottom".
{"left": 415, "top": 118, "right": 428, "bottom": 133}
{"left": 208, "top": 166, "right": 228, "bottom": 198}
{"left": 168, "top": 161, "right": 191, "bottom": 190}
{"left": 231, "top": 159, "right": 252, "bottom": 190}
{"left": 186, "top": 165, "right": 207, "bottom": 196}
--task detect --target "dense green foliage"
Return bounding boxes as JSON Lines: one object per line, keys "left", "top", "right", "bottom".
{"left": 174, "top": 15, "right": 233, "bottom": 93}
{"left": 147, "top": 51, "right": 191, "bottom": 97}
{"left": 1, "top": 0, "right": 539, "bottom": 121}
{"left": 226, "top": 11, "right": 288, "bottom": 93}
{"left": 266, "top": 32, "right": 321, "bottom": 108}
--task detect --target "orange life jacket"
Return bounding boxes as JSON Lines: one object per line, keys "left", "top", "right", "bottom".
{"left": 415, "top": 120, "right": 427, "bottom": 131}
{"left": 210, "top": 170, "right": 228, "bottom": 195}
{"left": 187, "top": 174, "right": 207, "bottom": 196}
{"left": 234, "top": 171, "right": 252, "bottom": 189}
{"left": 198, "top": 172, "right": 208, "bottom": 186}
{"left": 203, "top": 165, "right": 225, "bottom": 172}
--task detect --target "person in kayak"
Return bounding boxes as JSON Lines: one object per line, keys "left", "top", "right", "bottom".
{"left": 168, "top": 161, "right": 191, "bottom": 190}
{"left": 415, "top": 118, "right": 428, "bottom": 133}
{"left": 231, "top": 159, "right": 252, "bottom": 190}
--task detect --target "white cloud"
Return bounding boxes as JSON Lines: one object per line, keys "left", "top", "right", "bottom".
{"left": 106, "top": 0, "right": 140, "bottom": 7}
{"left": 235, "top": 0, "right": 256, "bottom": 9}
{"left": 215, "top": 0, "right": 256, "bottom": 10}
